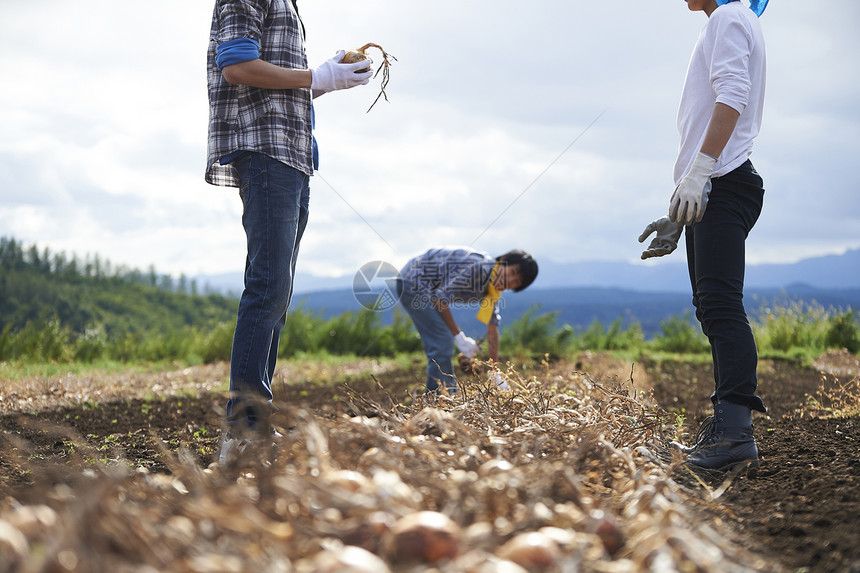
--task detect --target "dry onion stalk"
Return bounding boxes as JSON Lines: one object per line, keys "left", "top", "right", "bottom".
{"left": 341, "top": 43, "right": 397, "bottom": 112}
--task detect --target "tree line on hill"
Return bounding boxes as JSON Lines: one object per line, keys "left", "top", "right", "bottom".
{"left": 0, "top": 236, "right": 422, "bottom": 363}
{"left": 0, "top": 236, "right": 235, "bottom": 337}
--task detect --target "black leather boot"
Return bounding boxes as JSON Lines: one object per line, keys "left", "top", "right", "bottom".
{"left": 671, "top": 415, "right": 714, "bottom": 454}
{"left": 685, "top": 402, "right": 759, "bottom": 472}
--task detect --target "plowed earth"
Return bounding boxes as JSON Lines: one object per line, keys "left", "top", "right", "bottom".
{"left": 1, "top": 350, "right": 858, "bottom": 572}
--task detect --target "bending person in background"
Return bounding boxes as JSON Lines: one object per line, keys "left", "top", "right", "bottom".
{"left": 398, "top": 247, "right": 538, "bottom": 394}
{"left": 638, "top": 0, "right": 768, "bottom": 473}
{"left": 205, "top": 0, "right": 373, "bottom": 463}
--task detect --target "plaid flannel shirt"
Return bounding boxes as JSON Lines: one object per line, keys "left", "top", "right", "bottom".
{"left": 206, "top": 0, "right": 314, "bottom": 187}
{"left": 400, "top": 247, "right": 501, "bottom": 326}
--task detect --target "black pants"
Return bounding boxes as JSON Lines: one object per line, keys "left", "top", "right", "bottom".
{"left": 685, "top": 160, "right": 766, "bottom": 413}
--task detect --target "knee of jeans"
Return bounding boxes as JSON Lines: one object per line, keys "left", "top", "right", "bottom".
{"left": 426, "top": 354, "right": 454, "bottom": 377}
{"left": 271, "top": 275, "right": 295, "bottom": 306}
{"left": 425, "top": 340, "right": 455, "bottom": 361}
{"left": 696, "top": 295, "right": 749, "bottom": 329}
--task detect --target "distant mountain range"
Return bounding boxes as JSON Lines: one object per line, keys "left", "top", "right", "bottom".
{"left": 282, "top": 284, "right": 860, "bottom": 339}
{"left": 195, "top": 248, "right": 860, "bottom": 339}
{"left": 535, "top": 248, "right": 860, "bottom": 291}
{"left": 197, "top": 248, "right": 860, "bottom": 295}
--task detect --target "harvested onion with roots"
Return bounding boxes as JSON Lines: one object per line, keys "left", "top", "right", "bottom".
{"left": 341, "top": 43, "right": 397, "bottom": 112}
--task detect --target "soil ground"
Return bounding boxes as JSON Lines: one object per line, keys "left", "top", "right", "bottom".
{"left": 1, "top": 351, "right": 858, "bottom": 572}
{"left": 642, "top": 351, "right": 860, "bottom": 573}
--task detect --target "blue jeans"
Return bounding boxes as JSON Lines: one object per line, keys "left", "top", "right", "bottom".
{"left": 397, "top": 280, "right": 458, "bottom": 393}
{"left": 227, "top": 153, "right": 310, "bottom": 428}
{"left": 685, "top": 160, "right": 766, "bottom": 413}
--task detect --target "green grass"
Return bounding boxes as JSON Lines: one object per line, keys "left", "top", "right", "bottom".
{"left": 0, "top": 359, "right": 194, "bottom": 382}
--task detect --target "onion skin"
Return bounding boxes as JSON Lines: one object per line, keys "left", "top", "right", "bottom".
{"left": 387, "top": 511, "right": 461, "bottom": 564}
{"left": 589, "top": 510, "right": 624, "bottom": 555}
{"left": 340, "top": 50, "right": 371, "bottom": 73}
{"left": 338, "top": 43, "right": 396, "bottom": 112}
{"left": 329, "top": 469, "right": 372, "bottom": 492}
{"left": 340, "top": 51, "right": 369, "bottom": 64}
{"left": 496, "top": 531, "right": 560, "bottom": 570}
{"left": 341, "top": 43, "right": 382, "bottom": 73}
{"left": 342, "top": 512, "right": 392, "bottom": 553}
{"left": 312, "top": 545, "right": 391, "bottom": 573}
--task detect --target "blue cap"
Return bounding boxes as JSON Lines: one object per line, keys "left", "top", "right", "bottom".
{"left": 716, "top": 0, "right": 768, "bottom": 17}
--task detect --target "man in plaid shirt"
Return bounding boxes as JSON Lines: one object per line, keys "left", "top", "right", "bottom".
{"left": 206, "top": 0, "right": 372, "bottom": 462}
{"left": 398, "top": 247, "right": 538, "bottom": 394}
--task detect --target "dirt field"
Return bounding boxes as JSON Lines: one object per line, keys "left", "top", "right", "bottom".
{"left": 1, "top": 351, "right": 858, "bottom": 572}
{"left": 642, "top": 351, "right": 860, "bottom": 573}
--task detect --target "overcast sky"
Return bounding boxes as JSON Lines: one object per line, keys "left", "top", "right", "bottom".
{"left": 1, "top": 1, "right": 858, "bottom": 282}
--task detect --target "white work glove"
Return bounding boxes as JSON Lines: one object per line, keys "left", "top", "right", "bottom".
{"left": 669, "top": 152, "right": 717, "bottom": 226}
{"left": 638, "top": 216, "right": 683, "bottom": 260}
{"left": 310, "top": 50, "right": 373, "bottom": 95}
{"left": 454, "top": 331, "right": 479, "bottom": 359}
{"left": 489, "top": 371, "right": 509, "bottom": 391}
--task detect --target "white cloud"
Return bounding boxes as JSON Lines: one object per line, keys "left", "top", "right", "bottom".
{"left": 1, "top": 0, "right": 858, "bottom": 282}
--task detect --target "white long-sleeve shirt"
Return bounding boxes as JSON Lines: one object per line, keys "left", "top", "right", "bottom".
{"left": 674, "top": 1, "right": 766, "bottom": 185}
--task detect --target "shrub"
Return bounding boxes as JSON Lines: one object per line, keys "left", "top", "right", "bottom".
{"left": 0, "top": 318, "right": 72, "bottom": 362}
{"left": 824, "top": 309, "right": 860, "bottom": 354}
{"left": 197, "top": 321, "right": 236, "bottom": 363}
{"left": 752, "top": 302, "right": 860, "bottom": 357}
{"left": 279, "top": 307, "right": 328, "bottom": 357}
{"left": 72, "top": 325, "right": 108, "bottom": 362}
{"left": 366, "top": 308, "right": 422, "bottom": 357}
{"left": 754, "top": 302, "right": 828, "bottom": 354}
{"left": 500, "top": 305, "right": 574, "bottom": 359}
{"left": 0, "top": 324, "right": 12, "bottom": 361}
{"left": 574, "top": 316, "right": 644, "bottom": 353}
{"left": 651, "top": 312, "right": 710, "bottom": 354}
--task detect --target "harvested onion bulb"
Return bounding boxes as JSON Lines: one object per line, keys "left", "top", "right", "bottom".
{"left": 387, "top": 511, "right": 461, "bottom": 563}
{"left": 496, "top": 531, "right": 560, "bottom": 570}
{"left": 340, "top": 43, "right": 396, "bottom": 112}
{"left": 311, "top": 545, "right": 391, "bottom": 573}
